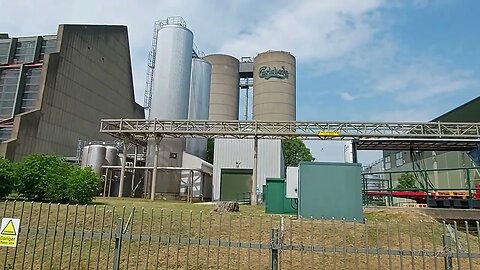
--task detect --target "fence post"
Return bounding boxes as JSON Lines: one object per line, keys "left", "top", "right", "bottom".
{"left": 270, "top": 228, "right": 279, "bottom": 270}
{"left": 113, "top": 218, "right": 124, "bottom": 270}
{"left": 443, "top": 234, "right": 453, "bottom": 270}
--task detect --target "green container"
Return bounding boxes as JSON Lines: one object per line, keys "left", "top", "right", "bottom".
{"left": 298, "top": 162, "right": 363, "bottom": 221}
{"left": 264, "top": 178, "right": 297, "bottom": 215}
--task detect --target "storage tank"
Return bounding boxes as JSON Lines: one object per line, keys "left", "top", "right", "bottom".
{"left": 253, "top": 51, "right": 296, "bottom": 121}
{"left": 80, "top": 146, "right": 90, "bottom": 167}
{"left": 85, "top": 145, "right": 106, "bottom": 175}
{"left": 105, "top": 146, "right": 119, "bottom": 166}
{"left": 204, "top": 54, "right": 240, "bottom": 120}
{"left": 147, "top": 19, "right": 194, "bottom": 196}
{"left": 149, "top": 23, "right": 193, "bottom": 120}
{"left": 186, "top": 58, "right": 212, "bottom": 159}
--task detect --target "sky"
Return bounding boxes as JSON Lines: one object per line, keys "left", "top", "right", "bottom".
{"left": 1, "top": 0, "right": 479, "bottom": 165}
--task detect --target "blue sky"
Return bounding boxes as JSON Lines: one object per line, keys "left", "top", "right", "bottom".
{"left": 1, "top": 0, "right": 479, "bottom": 164}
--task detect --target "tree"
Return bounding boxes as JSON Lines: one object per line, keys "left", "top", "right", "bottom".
{"left": 0, "top": 157, "right": 14, "bottom": 198}
{"left": 206, "top": 138, "right": 214, "bottom": 164}
{"left": 282, "top": 138, "right": 315, "bottom": 167}
{"left": 396, "top": 173, "right": 417, "bottom": 190}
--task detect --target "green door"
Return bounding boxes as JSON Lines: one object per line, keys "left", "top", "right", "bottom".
{"left": 220, "top": 169, "right": 252, "bottom": 201}
{"left": 265, "top": 179, "right": 285, "bottom": 214}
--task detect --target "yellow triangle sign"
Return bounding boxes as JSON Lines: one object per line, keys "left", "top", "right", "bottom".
{"left": 1, "top": 220, "right": 16, "bottom": 235}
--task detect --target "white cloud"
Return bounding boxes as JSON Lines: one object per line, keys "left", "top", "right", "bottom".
{"left": 340, "top": 92, "right": 355, "bottom": 101}
{"left": 217, "top": 0, "right": 385, "bottom": 61}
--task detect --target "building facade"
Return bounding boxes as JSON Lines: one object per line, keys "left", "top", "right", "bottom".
{"left": 0, "top": 25, "right": 144, "bottom": 161}
{"left": 379, "top": 96, "right": 480, "bottom": 189}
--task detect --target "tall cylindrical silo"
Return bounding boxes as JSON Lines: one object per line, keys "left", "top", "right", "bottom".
{"left": 204, "top": 54, "right": 240, "bottom": 120}
{"left": 253, "top": 51, "right": 296, "bottom": 121}
{"left": 186, "top": 58, "right": 212, "bottom": 159}
{"left": 150, "top": 24, "right": 193, "bottom": 120}
{"left": 147, "top": 21, "right": 194, "bottom": 196}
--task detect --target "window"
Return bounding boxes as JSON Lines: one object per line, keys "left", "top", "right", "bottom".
{"left": 20, "top": 68, "right": 41, "bottom": 113}
{"left": 39, "top": 37, "right": 57, "bottom": 61}
{"left": 0, "top": 42, "right": 10, "bottom": 65}
{"left": 0, "top": 69, "right": 20, "bottom": 119}
{"left": 395, "top": 152, "right": 404, "bottom": 167}
{"left": 13, "top": 39, "right": 36, "bottom": 64}
{"left": 384, "top": 156, "right": 392, "bottom": 170}
{"left": 0, "top": 127, "right": 12, "bottom": 142}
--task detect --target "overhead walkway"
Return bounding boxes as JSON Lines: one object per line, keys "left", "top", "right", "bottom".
{"left": 100, "top": 119, "right": 480, "bottom": 148}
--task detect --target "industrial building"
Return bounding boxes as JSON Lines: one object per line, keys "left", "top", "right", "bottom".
{"left": 139, "top": 16, "right": 297, "bottom": 201}
{"left": 0, "top": 24, "right": 144, "bottom": 161}
{"left": 360, "top": 96, "right": 480, "bottom": 202}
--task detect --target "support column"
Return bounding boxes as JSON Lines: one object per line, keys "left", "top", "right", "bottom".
{"left": 118, "top": 142, "right": 127, "bottom": 198}
{"left": 251, "top": 137, "right": 258, "bottom": 205}
{"left": 151, "top": 138, "right": 160, "bottom": 200}
{"left": 131, "top": 145, "right": 138, "bottom": 197}
{"left": 352, "top": 139, "right": 359, "bottom": 163}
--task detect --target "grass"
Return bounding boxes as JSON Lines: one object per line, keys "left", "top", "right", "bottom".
{"left": 0, "top": 198, "right": 479, "bottom": 269}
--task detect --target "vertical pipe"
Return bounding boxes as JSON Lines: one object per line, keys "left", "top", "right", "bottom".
{"left": 251, "top": 137, "right": 258, "bottom": 205}
{"left": 119, "top": 142, "right": 127, "bottom": 197}
{"left": 151, "top": 140, "right": 159, "bottom": 200}
{"left": 103, "top": 168, "right": 109, "bottom": 197}
{"left": 352, "top": 139, "right": 358, "bottom": 163}
{"left": 466, "top": 169, "right": 473, "bottom": 209}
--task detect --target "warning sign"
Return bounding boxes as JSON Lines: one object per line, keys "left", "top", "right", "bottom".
{"left": 0, "top": 218, "right": 20, "bottom": 247}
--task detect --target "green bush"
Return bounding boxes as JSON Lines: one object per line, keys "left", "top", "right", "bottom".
{"left": 14, "top": 154, "right": 70, "bottom": 201}
{"left": 65, "top": 166, "right": 102, "bottom": 204}
{"left": 14, "top": 154, "right": 102, "bottom": 204}
{"left": 0, "top": 157, "right": 14, "bottom": 198}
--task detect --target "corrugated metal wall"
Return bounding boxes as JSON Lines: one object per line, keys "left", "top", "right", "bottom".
{"left": 212, "top": 139, "right": 283, "bottom": 201}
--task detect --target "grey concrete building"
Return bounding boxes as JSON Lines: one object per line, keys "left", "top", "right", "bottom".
{"left": 0, "top": 24, "right": 144, "bottom": 161}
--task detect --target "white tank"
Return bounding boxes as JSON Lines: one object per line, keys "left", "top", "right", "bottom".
{"left": 85, "top": 145, "right": 106, "bottom": 175}
{"left": 186, "top": 58, "right": 211, "bottom": 159}
{"left": 105, "top": 146, "right": 119, "bottom": 166}
{"left": 147, "top": 19, "right": 194, "bottom": 196}
{"left": 149, "top": 24, "right": 194, "bottom": 120}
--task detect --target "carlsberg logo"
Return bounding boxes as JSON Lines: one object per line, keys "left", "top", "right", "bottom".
{"left": 259, "top": 66, "right": 289, "bottom": 80}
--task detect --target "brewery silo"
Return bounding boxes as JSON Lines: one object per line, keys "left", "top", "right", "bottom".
{"left": 253, "top": 51, "right": 296, "bottom": 121}
{"left": 150, "top": 22, "right": 193, "bottom": 120}
{"left": 204, "top": 54, "right": 240, "bottom": 120}
{"left": 147, "top": 19, "right": 194, "bottom": 197}
{"left": 186, "top": 58, "right": 212, "bottom": 159}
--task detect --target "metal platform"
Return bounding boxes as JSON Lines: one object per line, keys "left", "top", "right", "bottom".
{"left": 100, "top": 119, "right": 480, "bottom": 150}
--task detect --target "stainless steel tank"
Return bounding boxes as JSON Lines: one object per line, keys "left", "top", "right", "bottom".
{"left": 204, "top": 54, "right": 240, "bottom": 120}
{"left": 186, "top": 58, "right": 211, "bottom": 159}
{"left": 150, "top": 24, "right": 193, "bottom": 120}
{"left": 147, "top": 20, "right": 194, "bottom": 196}
{"left": 80, "top": 146, "right": 90, "bottom": 167}
{"left": 253, "top": 51, "right": 296, "bottom": 121}
{"left": 85, "top": 145, "right": 106, "bottom": 175}
{"left": 105, "top": 146, "right": 119, "bottom": 166}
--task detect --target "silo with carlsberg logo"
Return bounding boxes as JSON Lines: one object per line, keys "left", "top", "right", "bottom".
{"left": 253, "top": 51, "right": 296, "bottom": 121}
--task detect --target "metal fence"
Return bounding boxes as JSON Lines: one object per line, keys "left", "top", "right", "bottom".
{"left": 1, "top": 201, "right": 480, "bottom": 269}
